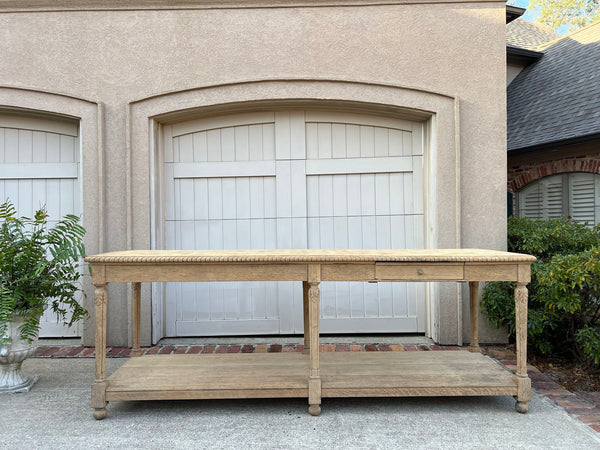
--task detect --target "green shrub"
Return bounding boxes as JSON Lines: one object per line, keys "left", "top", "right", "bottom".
{"left": 482, "top": 216, "right": 600, "bottom": 365}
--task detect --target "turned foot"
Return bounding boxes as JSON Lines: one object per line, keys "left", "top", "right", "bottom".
{"left": 515, "top": 401, "right": 529, "bottom": 414}
{"left": 93, "top": 408, "right": 107, "bottom": 420}
{"left": 308, "top": 404, "right": 321, "bottom": 416}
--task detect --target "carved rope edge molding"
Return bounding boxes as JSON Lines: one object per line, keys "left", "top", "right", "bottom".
{"left": 85, "top": 255, "right": 536, "bottom": 264}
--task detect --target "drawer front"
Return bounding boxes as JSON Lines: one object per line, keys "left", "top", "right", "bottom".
{"left": 376, "top": 263, "right": 464, "bottom": 281}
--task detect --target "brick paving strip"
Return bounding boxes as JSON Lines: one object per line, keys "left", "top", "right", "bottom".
{"left": 31, "top": 343, "right": 600, "bottom": 434}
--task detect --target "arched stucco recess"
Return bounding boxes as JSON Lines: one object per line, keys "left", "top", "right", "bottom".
{"left": 127, "top": 79, "right": 460, "bottom": 345}
{"left": 509, "top": 158, "right": 600, "bottom": 193}
{"left": 0, "top": 85, "right": 104, "bottom": 344}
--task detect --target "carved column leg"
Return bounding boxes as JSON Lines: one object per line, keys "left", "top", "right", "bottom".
{"left": 468, "top": 281, "right": 481, "bottom": 353}
{"left": 92, "top": 284, "right": 108, "bottom": 420}
{"left": 308, "top": 265, "right": 321, "bottom": 416}
{"left": 302, "top": 281, "right": 310, "bottom": 355}
{"left": 131, "top": 282, "right": 142, "bottom": 357}
{"left": 514, "top": 282, "right": 531, "bottom": 413}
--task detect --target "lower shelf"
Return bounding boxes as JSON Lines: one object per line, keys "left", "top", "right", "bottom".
{"left": 105, "top": 351, "right": 518, "bottom": 402}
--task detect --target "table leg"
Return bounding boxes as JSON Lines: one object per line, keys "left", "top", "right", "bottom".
{"left": 131, "top": 282, "right": 142, "bottom": 357}
{"left": 514, "top": 282, "right": 531, "bottom": 413}
{"left": 302, "top": 281, "right": 310, "bottom": 355}
{"left": 308, "top": 265, "right": 321, "bottom": 416}
{"left": 91, "top": 283, "right": 108, "bottom": 420}
{"left": 468, "top": 281, "right": 480, "bottom": 353}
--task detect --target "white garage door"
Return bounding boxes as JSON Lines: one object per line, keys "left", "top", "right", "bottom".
{"left": 0, "top": 113, "right": 81, "bottom": 337}
{"left": 161, "top": 110, "right": 425, "bottom": 337}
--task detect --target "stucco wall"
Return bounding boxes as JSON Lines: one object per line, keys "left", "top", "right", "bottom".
{"left": 0, "top": 0, "right": 508, "bottom": 346}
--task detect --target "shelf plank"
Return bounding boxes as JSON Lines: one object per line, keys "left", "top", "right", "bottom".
{"left": 105, "top": 352, "right": 517, "bottom": 402}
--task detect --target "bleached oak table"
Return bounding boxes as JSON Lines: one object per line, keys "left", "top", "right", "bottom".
{"left": 85, "top": 249, "right": 535, "bottom": 420}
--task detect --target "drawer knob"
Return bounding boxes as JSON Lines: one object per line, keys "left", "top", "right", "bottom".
{"left": 417, "top": 269, "right": 424, "bottom": 275}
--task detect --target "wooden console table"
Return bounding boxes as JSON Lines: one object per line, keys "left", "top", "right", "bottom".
{"left": 85, "top": 249, "right": 535, "bottom": 420}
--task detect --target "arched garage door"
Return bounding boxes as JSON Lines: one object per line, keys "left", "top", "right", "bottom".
{"left": 161, "top": 110, "right": 426, "bottom": 336}
{"left": 0, "top": 112, "right": 81, "bottom": 337}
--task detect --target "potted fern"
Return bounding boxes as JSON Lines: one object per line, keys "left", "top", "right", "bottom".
{"left": 0, "top": 200, "right": 87, "bottom": 393}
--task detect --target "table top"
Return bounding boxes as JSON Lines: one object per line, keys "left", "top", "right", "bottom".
{"left": 85, "top": 249, "right": 536, "bottom": 264}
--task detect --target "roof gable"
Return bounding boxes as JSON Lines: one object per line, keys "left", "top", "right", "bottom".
{"left": 506, "top": 18, "right": 557, "bottom": 51}
{"left": 507, "top": 22, "right": 600, "bottom": 152}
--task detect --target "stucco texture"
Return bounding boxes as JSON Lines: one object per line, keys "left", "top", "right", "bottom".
{"left": 0, "top": 1, "right": 507, "bottom": 345}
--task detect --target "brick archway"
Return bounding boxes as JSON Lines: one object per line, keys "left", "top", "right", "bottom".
{"left": 508, "top": 156, "right": 600, "bottom": 193}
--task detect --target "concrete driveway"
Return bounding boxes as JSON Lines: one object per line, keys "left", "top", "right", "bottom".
{"left": 2, "top": 358, "right": 600, "bottom": 449}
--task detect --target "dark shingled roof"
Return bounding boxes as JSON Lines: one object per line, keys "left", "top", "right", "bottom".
{"left": 507, "top": 22, "right": 600, "bottom": 152}
{"left": 507, "top": 18, "right": 557, "bottom": 50}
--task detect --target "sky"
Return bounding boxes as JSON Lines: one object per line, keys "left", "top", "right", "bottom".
{"left": 510, "top": 0, "right": 536, "bottom": 22}
{"left": 508, "top": 0, "right": 571, "bottom": 34}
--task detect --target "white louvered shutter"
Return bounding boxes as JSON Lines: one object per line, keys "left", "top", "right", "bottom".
{"left": 518, "top": 173, "right": 600, "bottom": 226}
{"left": 569, "top": 173, "right": 596, "bottom": 225}
{"left": 518, "top": 182, "right": 543, "bottom": 219}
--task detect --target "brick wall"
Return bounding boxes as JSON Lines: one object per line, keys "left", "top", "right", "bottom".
{"left": 508, "top": 153, "right": 600, "bottom": 193}
{"left": 507, "top": 142, "right": 600, "bottom": 216}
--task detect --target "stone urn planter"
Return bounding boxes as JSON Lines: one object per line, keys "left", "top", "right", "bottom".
{"left": 0, "top": 200, "right": 87, "bottom": 393}
{"left": 0, "top": 317, "right": 39, "bottom": 393}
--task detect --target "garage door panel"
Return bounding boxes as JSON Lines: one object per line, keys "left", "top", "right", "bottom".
{"left": 207, "top": 179, "right": 223, "bottom": 219}
{"left": 346, "top": 125, "right": 361, "bottom": 158}
{"left": 334, "top": 282, "right": 351, "bottom": 318}
{"left": 389, "top": 129, "right": 404, "bottom": 157}
{"left": 173, "top": 123, "right": 278, "bottom": 164}
{"left": 403, "top": 172, "right": 415, "bottom": 214}
{"left": 207, "top": 129, "right": 222, "bottom": 162}
{"left": 412, "top": 156, "right": 424, "bottom": 214}
{"left": 166, "top": 165, "right": 285, "bottom": 335}
{"left": 360, "top": 126, "right": 375, "bottom": 157}
{"left": 0, "top": 179, "right": 79, "bottom": 219}
{"left": 347, "top": 175, "right": 362, "bottom": 216}
{"left": 332, "top": 176, "right": 347, "bottom": 217}
{"left": 390, "top": 216, "right": 406, "bottom": 248}
{"left": 162, "top": 110, "right": 426, "bottom": 337}
{"left": 276, "top": 218, "right": 293, "bottom": 248}
{"left": 274, "top": 111, "right": 305, "bottom": 160}
{"left": 364, "top": 282, "right": 379, "bottom": 317}
{"left": 393, "top": 283, "right": 409, "bottom": 317}
{"left": 390, "top": 174, "right": 405, "bottom": 215}
{"left": 307, "top": 122, "right": 410, "bottom": 160}
{"left": 375, "top": 174, "right": 391, "bottom": 215}
{"left": 172, "top": 112, "right": 275, "bottom": 138}
{"left": 4, "top": 128, "right": 19, "bottom": 163}
{"left": 378, "top": 283, "right": 394, "bottom": 317}
{"left": 222, "top": 179, "right": 237, "bottom": 220}
{"left": 376, "top": 216, "right": 392, "bottom": 249}
{"left": 59, "top": 135, "right": 77, "bottom": 163}
{"left": 46, "top": 133, "right": 61, "bottom": 163}
{"left": 0, "top": 118, "right": 81, "bottom": 338}
{"left": 361, "top": 175, "right": 376, "bottom": 216}
{"left": 275, "top": 161, "right": 292, "bottom": 217}
{"left": 17, "top": 129, "right": 33, "bottom": 162}
{"left": 331, "top": 123, "right": 346, "bottom": 158}
{"left": 306, "top": 111, "right": 416, "bottom": 133}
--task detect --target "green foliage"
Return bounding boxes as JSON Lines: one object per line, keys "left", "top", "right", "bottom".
{"left": 482, "top": 216, "right": 600, "bottom": 365}
{"left": 528, "top": 0, "right": 600, "bottom": 33}
{"left": 576, "top": 325, "right": 600, "bottom": 365}
{"left": 0, "top": 200, "right": 88, "bottom": 343}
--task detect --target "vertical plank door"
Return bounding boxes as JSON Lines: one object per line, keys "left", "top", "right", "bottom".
{"left": 161, "top": 110, "right": 426, "bottom": 338}
{"left": 0, "top": 113, "right": 81, "bottom": 337}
